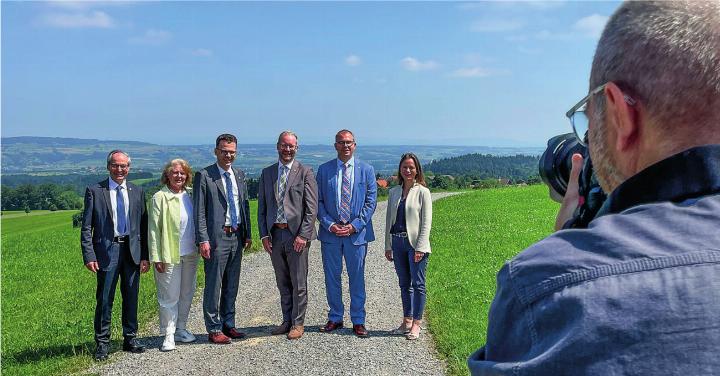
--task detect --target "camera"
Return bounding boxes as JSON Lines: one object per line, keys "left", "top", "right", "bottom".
{"left": 539, "top": 133, "right": 606, "bottom": 229}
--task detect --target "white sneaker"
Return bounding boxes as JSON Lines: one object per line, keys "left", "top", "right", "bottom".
{"left": 174, "top": 328, "right": 197, "bottom": 343}
{"left": 161, "top": 334, "right": 176, "bottom": 352}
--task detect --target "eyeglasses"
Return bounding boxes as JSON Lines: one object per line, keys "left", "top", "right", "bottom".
{"left": 335, "top": 141, "right": 355, "bottom": 146}
{"left": 216, "top": 148, "right": 236, "bottom": 156}
{"left": 277, "top": 143, "right": 297, "bottom": 150}
{"left": 109, "top": 163, "right": 129, "bottom": 170}
{"left": 566, "top": 82, "right": 636, "bottom": 146}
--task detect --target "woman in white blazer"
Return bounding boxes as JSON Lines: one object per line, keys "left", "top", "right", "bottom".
{"left": 384, "top": 153, "right": 432, "bottom": 340}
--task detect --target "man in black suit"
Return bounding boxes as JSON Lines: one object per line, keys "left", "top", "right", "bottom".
{"left": 81, "top": 150, "right": 150, "bottom": 361}
{"left": 194, "top": 133, "right": 252, "bottom": 344}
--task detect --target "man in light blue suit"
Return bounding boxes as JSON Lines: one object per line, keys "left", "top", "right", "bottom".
{"left": 316, "top": 129, "right": 377, "bottom": 337}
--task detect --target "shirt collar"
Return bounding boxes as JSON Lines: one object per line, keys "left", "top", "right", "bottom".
{"left": 337, "top": 156, "right": 355, "bottom": 168}
{"left": 217, "top": 163, "right": 233, "bottom": 176}
{"left": 278, "top": 160, "right": 294, "bottom": 171}
{"left": 596, "top": 144, "right": 720, "bottom": 218}
{"left": 108, "top": 178, "right": 127, "bottom": 190}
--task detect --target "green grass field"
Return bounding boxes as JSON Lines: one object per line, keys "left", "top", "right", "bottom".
{"left": 1, "top": 202, "right": 260, "bottom": 376}
{"left": 426, "top": 185, "right": 559, "bottom": 375}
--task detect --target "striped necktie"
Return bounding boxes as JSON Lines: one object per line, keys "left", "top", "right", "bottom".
{"left": 276, "top": 165, "right": 289, "bottom": 223}
{"left": 339, "top": 163, "right": 351, "bottom": 223}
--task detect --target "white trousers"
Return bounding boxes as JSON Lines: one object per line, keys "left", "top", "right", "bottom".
{"left": 154, "top": 253, "right": 199, "bottom": 335}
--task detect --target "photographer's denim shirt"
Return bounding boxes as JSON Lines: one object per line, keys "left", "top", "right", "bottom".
{"left": 469, "top": 145, "right": 720, "bottom": 376}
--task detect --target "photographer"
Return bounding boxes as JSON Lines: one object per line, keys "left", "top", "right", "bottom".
{"left": 469, "top": 2, "right": 720, "bottom": 375}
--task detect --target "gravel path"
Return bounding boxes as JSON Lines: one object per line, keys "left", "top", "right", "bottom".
{"left": 92, "top": 192, "right": 459, "bottom": 376}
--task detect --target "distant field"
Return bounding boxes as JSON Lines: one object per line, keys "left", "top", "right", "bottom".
{"left": 1, "top": 201, "right": 260, "bottom": 376}
{"left": 426, "top": 185, "right": 559, "bottom": 375}
{"left": 1, "top": 210, "right": 76, "bottom": 219}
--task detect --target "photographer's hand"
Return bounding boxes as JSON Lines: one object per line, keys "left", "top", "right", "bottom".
{"left": 555, "top": 153, "right": 584, "bottom": 231}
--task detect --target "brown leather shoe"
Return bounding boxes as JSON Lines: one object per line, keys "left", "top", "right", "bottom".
{"left": 208, "top": 332, "right": 231, "bottom": 344}
{"left": 353, "top": 324, "right": 369, "bottom": 338}
{"left": 222, "top": 327, "right": 246, "bottom": 339}
{"left": 271, "top": 321, "right": 292, "bottom": 335}
{"left": 319, "top": 320, "right": 343, "bottom": 333}
{"left": 287, "top": 325, "right": 304, "bottom": 340}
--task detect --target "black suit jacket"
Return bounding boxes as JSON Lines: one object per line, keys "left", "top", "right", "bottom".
{"left": 80, "top": 179, "right": 149, "bottom": 269}
{"left": 193, "top": 164, "right": 252, "bottom": 248}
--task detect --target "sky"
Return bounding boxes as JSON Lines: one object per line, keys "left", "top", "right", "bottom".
{"left": 2, "top": 1, "right": 622, "bottom": 147}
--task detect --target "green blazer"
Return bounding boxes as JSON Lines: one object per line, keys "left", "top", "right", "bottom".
{"left": 149, "top": 186, "right": 196, "bottom": 264}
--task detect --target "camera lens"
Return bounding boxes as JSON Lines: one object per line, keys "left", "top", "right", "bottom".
{"left": 539, "top": 133, "right": 586, "bottom": 198}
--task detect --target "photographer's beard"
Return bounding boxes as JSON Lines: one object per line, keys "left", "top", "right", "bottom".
{"left": 589, "top": 102, "right": 626, "bottom": 194}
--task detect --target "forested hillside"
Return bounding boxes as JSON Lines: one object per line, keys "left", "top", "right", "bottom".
{"left": 425, "top": 153, "right": 539, "bottom": 181}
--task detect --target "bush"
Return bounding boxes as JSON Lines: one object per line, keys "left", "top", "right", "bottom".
{"left": 72, "top": 212, "right": 83, "bottom": 228}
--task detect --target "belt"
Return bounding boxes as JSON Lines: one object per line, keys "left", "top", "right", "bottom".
{"left": 273, "top": 223, "right": 289, "bottom": 230}
{"left": 392, "top": 232, "right": 408, "bottom": 238}
{"left": 113, "top": 235, "right": 129, "bottom": 243}
{"left": 223, "top": 226, "right": 241, "bottom": 234}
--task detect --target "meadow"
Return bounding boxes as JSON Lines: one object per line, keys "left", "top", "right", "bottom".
{"left": 0, "top": 202, "right": 260, "bottom": 376}
{"left": 426, "top": 185, "right": 560, "bottom": 375}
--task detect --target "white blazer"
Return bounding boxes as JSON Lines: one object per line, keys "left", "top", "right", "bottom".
{"left": 384, "top": 183, "right": 432, "bottom": 253}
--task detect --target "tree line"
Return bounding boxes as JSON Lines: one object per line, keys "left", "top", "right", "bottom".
{"left": 1, "top": 184, "right": 83, "bottom": 212}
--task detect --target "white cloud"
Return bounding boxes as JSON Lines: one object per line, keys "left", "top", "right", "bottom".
{"left": 534, "top": 29, "right": 572, "bottom": 40}
{"left": 345, "top": 55, "right": 362, "bottom": 66}
{"left": 400, "top": 57, "right": 439, "bottom": 72}
{"left": 39, "top": 10, "right": 114, "bottom": 28}
{"left": 470, "top": 18, "right": 524, "bottom": 32}
{"left": 574, "top": 14, "right": 609, "bottom": 38}
{"left": 45, "top": 1, "right": 135, "bottom": 10}
{"left": 191, "top": 48, "right": 213, "bottom": 57}
{"left": 128, "top": 29, "right": 172, "bottom": 45}
{"left": 450, "top": 67, "right": 492, "bottom": 78}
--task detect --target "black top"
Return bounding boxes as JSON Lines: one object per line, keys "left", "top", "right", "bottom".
{"left": 391, "top": 197, "right": 407, "bottom": 234}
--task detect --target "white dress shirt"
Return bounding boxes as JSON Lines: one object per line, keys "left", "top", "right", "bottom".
{"left": 216, "top": 163, "right": 240, "bottom": 227}
{"left": 336, "top": 157, "right": 355, "bottom": 213}
{"left": 108, "top": 178, "right": 130, "bottom": 237}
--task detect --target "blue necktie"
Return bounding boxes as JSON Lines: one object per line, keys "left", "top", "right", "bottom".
{"left": 116, "top": 185, "right": 127, "bottom": 235}
{"left": 339, "top": 163, "right": 351, "bottom": 223}
{"left": 223, "top": 171, "right": 239, "bottom": 230}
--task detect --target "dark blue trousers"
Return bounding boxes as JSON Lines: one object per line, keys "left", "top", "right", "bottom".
{"left": 94, "top": 242, "right": 140, "bottom": 344}
{"left": 392, "top": 236, "right": 429, "bottom": 320}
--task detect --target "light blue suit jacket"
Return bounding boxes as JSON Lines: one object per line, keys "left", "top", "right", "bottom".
{"left": 316, "top": 158, "right": 377, "bottom": 245}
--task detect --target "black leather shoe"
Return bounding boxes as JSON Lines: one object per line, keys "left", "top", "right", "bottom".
{"left": 94, "top": 342, "right": 109, "bottom": 361}
{"left": 122, "top": 338, "right": 146, "bottom": 353}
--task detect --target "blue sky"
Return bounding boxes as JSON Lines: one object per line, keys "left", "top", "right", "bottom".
{"left": 2, "top": 1, "right": 621, "bottom": 146}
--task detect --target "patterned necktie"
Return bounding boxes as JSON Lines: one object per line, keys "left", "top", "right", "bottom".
{"left": 223, "top": 171, "right": 239, "bottom": 230}
{"left": 116, "top": 185, "right": 127, "bottom": 235}
{"left": 276, "top": 165, "right": 289, "bottom": 223}
{"left": 339, "top": 163, "right": 351, "bottom": 223}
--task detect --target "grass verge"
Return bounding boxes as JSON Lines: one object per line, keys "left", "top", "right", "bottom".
{"left": 1, "top": 202, "right": 260, "bottom": 376}
{"left": 426, "top": 185, "right": 559, "bottom": 375}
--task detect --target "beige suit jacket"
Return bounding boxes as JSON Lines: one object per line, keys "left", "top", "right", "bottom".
{"left": 384, "top": 183, "right": 432, "bottom": 253}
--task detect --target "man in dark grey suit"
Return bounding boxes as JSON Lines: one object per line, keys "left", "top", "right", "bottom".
{"left": 258, "top": 131, "right": 318, "bottom": 340}
{"left": 194, "top": 133, "right": 252, "bottom": 344}
{"left": 81, "top": 150, "right": 149, "bottom": 361}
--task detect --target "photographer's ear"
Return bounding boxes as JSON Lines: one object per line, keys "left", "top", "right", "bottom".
{"left": 603, "top": 82, "right": 642, "bottom": 176}
{"left": 604, "top": 82, "right": 641, "bottom": 153}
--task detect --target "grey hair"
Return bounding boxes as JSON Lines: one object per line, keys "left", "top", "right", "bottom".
{"left": 277, "top": 130, "right": 299, "bottom": 145}
{"left": 590, "top": 1, "right": 720, "bottom": 132}
{"left": 106, "top": 150, "right": 131, "bottom": 166}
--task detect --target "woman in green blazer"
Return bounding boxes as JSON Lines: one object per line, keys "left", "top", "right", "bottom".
{"left": 149, "top": 159, "right": 199, "bottom": 351}
{"left": 384, "top": 153, "right": 432, "bottom": 340}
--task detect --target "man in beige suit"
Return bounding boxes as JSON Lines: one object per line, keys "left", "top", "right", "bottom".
{"left": 257, "top": 131, "right": 318, "bottom": 340}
